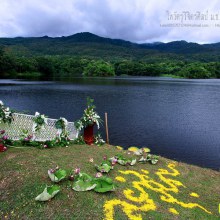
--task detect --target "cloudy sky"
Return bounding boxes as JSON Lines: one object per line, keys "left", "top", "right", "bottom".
{"left": 0, "top": 0, "right": 220, "bottom": 43}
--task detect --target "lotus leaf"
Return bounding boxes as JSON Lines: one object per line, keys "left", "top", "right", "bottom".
{"left": 95, "top": 162, "right": 112, "bottom": 173}
{"left": 35, "top": 185, "right": 60, "bottom": 202}
{"left": 93, "top": 177, "right": 115, "bottom": 193}
{"left": 48, "top": 169, "right": 67, "bottom": 182}
{"left": 72, "top": 173, "right": 96, "bottom": 191}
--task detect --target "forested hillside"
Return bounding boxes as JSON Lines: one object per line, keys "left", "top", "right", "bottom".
{"left": 1, "top": 32, "right": 220, "bottom": 79}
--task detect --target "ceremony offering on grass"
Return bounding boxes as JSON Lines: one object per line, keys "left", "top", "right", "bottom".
{"left": 48, "top": 167, "right": 67, "bottom": 183}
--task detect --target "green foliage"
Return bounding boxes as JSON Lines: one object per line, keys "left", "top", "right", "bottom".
{"left": 54, "top": 136, "right": 70, "bottom": 147}
{"left": 73, "top": 135, "right": 86, "bottom": 145}
{"left": 1, "top": 33, "right": 220, "bottom": 79}
{"left": 36, "top": 57, "right": 55, "bottom": 78}
{"left": 83, "top": 60, "right": 115, "bottom": 77}
{"left": 177, "top": 63, "right": 212, "bottom": 79}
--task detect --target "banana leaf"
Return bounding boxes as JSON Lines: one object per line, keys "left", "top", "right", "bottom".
{"left": 139, "top": 156, "right": 148, "bottom": 163}
{"left": 95, "top": 162, "right": 112, "bottom": 173}
{"left": 72, "top": 173, "right": 96, "bottom": 191}
{"left": 35, "top": 185, "right": 60, "bottom": 202}
{"left": 115, "top": 154, "right": 136, "bottom": 166}
{"left": 93, "top": 177, "right": 115, "bottom": 193}
{"left": 150, "top": 155, "right": 159, "bottom": 164}
{"left": 48, "top": 169, "right": 67, "bottom": 182}
{"left": 130, "top": 158, "right": 137, "bottom": 166}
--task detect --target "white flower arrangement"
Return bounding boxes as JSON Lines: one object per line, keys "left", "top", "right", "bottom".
{"left": 94, "top": 133, "right": 105, "bottom": 146}
{"left": 0, "top": 100, "right": 13, "bottom": 124}
{"left": 75, "top": 97, "right": 102, "bottom": 131}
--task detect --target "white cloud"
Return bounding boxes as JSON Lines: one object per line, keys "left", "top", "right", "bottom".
{"left": 0, "top": 0, "right": 220, "bottom": 43}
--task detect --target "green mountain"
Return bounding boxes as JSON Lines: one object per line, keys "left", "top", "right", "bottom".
{"left": 0, "top": 32, "right": 219, "bottom": 61}
{"left": 1, "top": 32, "right": 220, "bottom": 79}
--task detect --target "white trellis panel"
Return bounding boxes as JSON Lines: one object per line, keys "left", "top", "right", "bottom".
{"left": 0, "top": 113, "right": 78, "bottom": 141}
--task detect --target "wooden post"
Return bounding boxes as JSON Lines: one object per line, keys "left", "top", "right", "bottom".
{"left": 105, "top": 112, "right": 109, "bottom": 144}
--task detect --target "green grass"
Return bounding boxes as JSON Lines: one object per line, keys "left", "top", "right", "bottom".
{"left": 0, "top": 144, "right": 219, "bottom": 220}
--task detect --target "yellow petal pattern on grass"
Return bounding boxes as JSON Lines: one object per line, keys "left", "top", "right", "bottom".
{"left": 115, "top": 176, "right": 126, "bottom": 182}
{"left": 169, "top": 208, "right": 179, "bottom": 215}
{"left": 190, "top": 192, "right": 200, "bottom": 198}
{"left": 103, "top": 163, "right": 211, "bottom": 220}
{"left": 142, "top": 148, "right": 150, "bottom": 153}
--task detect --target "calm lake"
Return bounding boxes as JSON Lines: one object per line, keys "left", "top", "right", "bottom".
{"left": 0, "top": 77, "right": 220, "bottom": 170}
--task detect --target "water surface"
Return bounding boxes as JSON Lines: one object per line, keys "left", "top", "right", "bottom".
{"left": 0, "top": 77, "right": 220, "bottom": 170}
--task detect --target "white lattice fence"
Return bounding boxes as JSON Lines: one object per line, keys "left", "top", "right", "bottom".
{"left": 0, "top": 113, "right": 78, "bottom": 141}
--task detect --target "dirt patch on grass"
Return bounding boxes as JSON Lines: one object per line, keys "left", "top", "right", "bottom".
{"left": 5, "top": 153, "right": 17, "bottom": 160}
{"left": 0, "top": 171, "right": 20, "bottom": 190}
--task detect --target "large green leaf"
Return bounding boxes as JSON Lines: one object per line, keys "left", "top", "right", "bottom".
{"left": 117, "top": 159, "right": 127, "bottom": 165}
{"left": 93, "top": 177, "right": 115, "bottom": 193}
{"left": 72, "top": 173, "right": 96, "bottom": 191}
{"left": 133, "top": 149, "right": 143, "bottom": 156}
{"left": 151, "top": 155, "right": 159, "bottom": 164}
{"left": 35, "top": 185, "right": 60, "bottom": 202}
{"left": 130, "top": 158, "right": 137, "bottom": 166}
{"left": 151, "top": 159, "right": 159, "bottom": 164}
{"left": 95, "top": 162, "right": 112, "bottom": 173}
{"left": 48, "top": 169, "right": 67, "bottom": 182}
{"left": 138, "top": 154, "right": 159, "bottom": 164}
{"left": 115, "top": 154, "right": 126, "bottom": 160}
{"left": 115, "top": 154, "right": 136, "bottom": 166}
{"left": 139, "top": 156, "right": 147, "bottom": 163}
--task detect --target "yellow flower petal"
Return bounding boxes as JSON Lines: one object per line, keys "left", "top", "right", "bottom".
{"left": 142, "top": 148, "right": 151, "bottom": 153}
{"left": 116, "top": 146, "right": 123, "bottom": 150}
{"left": 169, "top": 208, "right": 179, "bottom": 215}
{"left": 190, "top": 192, "right": 199, "bottom": 198}
{"left": 128, "top": 146, "right": 139, "bottom": 152}
{"left": 115, "top": 176, "right": 126, "bottom": 182}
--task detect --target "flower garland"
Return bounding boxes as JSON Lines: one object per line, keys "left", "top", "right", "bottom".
{"left": 0, "top": 100, "right": 13, "bottom": 124}
{"left": 55, "top": 117, "right": 68, "bottom": 139}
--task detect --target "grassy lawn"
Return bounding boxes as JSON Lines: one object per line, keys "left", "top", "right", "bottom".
{"left": 0, "top": 144, "right": 219, "bottom": 220}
